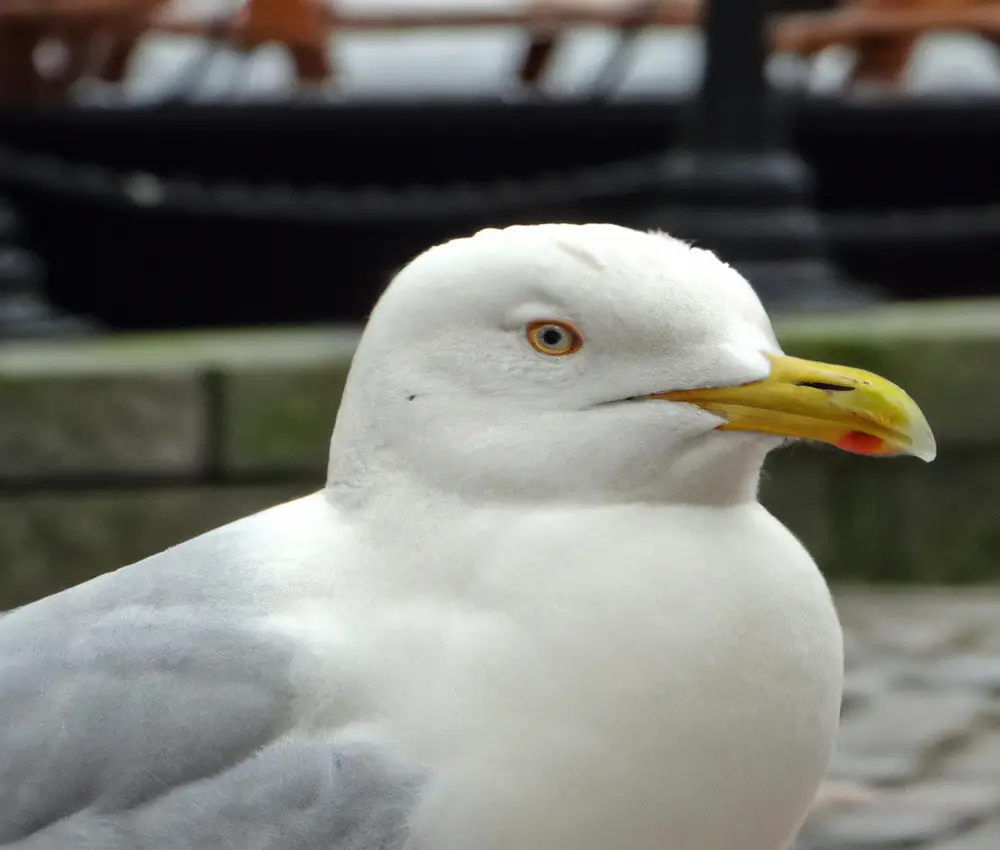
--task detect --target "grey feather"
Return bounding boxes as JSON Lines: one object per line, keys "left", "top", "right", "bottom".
{"left": 0, "top": 523, "right": 426, "bottom": 849}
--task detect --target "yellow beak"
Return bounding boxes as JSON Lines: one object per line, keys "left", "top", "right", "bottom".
{"left": 651, "top": 353, "right": 936, "bottom": 462}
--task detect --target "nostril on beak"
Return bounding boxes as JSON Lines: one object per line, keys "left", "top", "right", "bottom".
{"left": 796, "top": 381, "right": 854, "bottom": 392}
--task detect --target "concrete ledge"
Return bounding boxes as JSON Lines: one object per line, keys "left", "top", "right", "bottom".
{"left": 223, "top": 366, "right": 349, "bottom": 474}
{"left": 2, "top": 299, "right": 997, "bottom": 603}
{"left": 0, "top": 374, "right": 208, "bottom": 479}
{"left": 779, "top": 301, "right": 1000, "bottom": 447}
{"left": 0, "top": 485, "right": 312, "bottom": 611}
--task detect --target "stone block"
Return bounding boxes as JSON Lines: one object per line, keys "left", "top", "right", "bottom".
{"left": 0, "top": 307, "right": 996, "bottom": 584}
{"left": 759, "top": 445, "right": 1000, "bottom": 584}
{"left": 941, "top": 731, "right": 1000, "bottom": 782}
{"left": 776, "top": 332, "right": 901, "bottom": 384}
{"left": 759, "top": 447, "right": 836, "bottom": 569}
{"left": 933, "top": 817, "right": 1000, "bottom": 850}
{"left": 221, "top": 365, "right": 350, "bottom": 475}
{"left": 796, "top": 780, "right": 1000, "bottom": 849}
{"left": 0, "top": 485, "right": 313, "bottom": 610}
{"left": 833, "top": 692, "right": 985, "bottom": 773}
{"left": 886, "top": 339, "right": 1000, "bottom": 447}
{"left": 777, "top": 302, "right": 1000, "bottom": 446}
{"left": 902, "top": 655, "right": 1000, "bottom": 694}
{"left": 834, "top": 590, "right": 1000, "bottom": 656}
{"left": 0, "top": 373, "right": 207, "bottom": 479}
{"left": 831, "top": 452, "right": 1000, "bottom": 583}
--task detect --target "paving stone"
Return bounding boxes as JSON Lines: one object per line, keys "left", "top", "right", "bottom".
{"left": 842, "top": 630, "right": 870, "bottom": 669}
{"left": 974, "top": 627, "right": 1000, "bottom": 654}
{"left": 797, "top": 591, "right": 1000, "bottom": 848}
{"left": 809, "top": 781, "right": 877, "bottom": 817}
{"left": 828, "top": 752, "right": 925, "bottom": 787}
{"left": 902, "top": 655, "right": 1000, "bottom": 693}
{"left": 931, "top": 818, "right": 1000, "bottom": 850}
{"left": 842, "top": 665, "right": 903, "bottom": 717}
{"left": 797, "top": 781, "right": 1000, "bottom": 850}
{"left": 868, "top": 619, "right": 972, "bottom": 659}
{"left": 941, "top": 731, "right": 1000, "bottom": 782}
{"left": 835, "top": 693, "right": 987, "bottom": 767}
{"left": 836, "top": 594, "right": 995, "bottom": 658}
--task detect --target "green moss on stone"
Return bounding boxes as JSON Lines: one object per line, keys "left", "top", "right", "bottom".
{"left": 760, "top": 447, "right": 836, "bottom": 569}
{"left": 222, "top": 366, "right": 350, "bottom": 474}
{"left": 2, "top": 300, "right": 1000, "bottom": 587}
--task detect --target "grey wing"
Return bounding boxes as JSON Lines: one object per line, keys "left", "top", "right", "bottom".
{"left": 0, "top": 565, "right": 425, "bottom": 849}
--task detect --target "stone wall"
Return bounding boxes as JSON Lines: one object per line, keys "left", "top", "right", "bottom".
{"left": 2, "top": 301, "right": 998, "bottom": 608}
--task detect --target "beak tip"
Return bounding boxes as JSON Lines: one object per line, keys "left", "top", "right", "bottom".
{"left": 906, "top": 421, "right": 937, "bottom": 463}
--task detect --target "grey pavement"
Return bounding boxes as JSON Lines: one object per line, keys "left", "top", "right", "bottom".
{"left": 795, "top": 589, "right": 1000, "bottom": 850}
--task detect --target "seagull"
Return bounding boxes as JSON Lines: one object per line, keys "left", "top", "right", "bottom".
{"left": 0, "top": 224, "right": 934, "bottom": 850}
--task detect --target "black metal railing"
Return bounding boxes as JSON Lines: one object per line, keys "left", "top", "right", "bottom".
{"left": 1, "top": 139, "right": 998, "bottom": 243}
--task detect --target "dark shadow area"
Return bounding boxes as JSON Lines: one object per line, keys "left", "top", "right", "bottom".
{"left": 1, "top": 95, "right": 999, "bottom": 329}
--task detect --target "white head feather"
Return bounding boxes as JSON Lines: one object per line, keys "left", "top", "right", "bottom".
{"left": 328, "top": 223, "right": 784, "bottom": 505}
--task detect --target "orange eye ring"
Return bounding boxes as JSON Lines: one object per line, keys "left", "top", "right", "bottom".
{"left": 526, "top": 320, "right": 583, "bottom": 356}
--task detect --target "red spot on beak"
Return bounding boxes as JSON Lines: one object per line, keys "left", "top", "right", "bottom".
{"left": 836, "top": 431, "right": 888, "bottom": 456}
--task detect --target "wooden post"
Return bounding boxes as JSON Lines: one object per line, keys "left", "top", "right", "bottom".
{"left": 773, "top": 0, "right": 1000, "bottom": 90}
{"left": 238, "top": 0, "right": 333, "bottom": 84}
{"left": 519, "top": 0, "right": 700, "bottom": 88}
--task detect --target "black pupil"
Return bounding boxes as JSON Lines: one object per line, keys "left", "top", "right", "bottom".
{"left": 541, "top": 327, "right": 564, "bottom": 347}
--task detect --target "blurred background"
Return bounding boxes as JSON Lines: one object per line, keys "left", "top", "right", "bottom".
{"left": 1, "top": 1, "right": 1000, "bottom": 848}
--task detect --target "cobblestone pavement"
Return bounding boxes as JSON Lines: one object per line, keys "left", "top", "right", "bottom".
{"left": 794, "top": 589, "right": 1000, "bottom": 850}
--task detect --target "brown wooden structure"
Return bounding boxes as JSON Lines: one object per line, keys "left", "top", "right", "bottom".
{"left": 1, "top": 0, "right": 999, "bottom": 105}
{"left": 775, "top": 0, "right": 1000, "bottom": 87}
{"left": 0, "top": 0, "right": 164, "bottom": 105}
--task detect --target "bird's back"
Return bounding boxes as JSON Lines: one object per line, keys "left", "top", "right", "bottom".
{"left": 0, "top": 492, "right": 424, "bottom": 849}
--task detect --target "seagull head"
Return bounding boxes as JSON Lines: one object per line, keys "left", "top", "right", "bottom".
{"left": 329, "top": 224, "right": 935, "bottom": 504}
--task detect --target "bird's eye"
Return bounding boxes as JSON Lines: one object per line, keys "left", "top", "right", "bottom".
{"left": 526, "top": 320, "right": 583, "bottom": 356}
